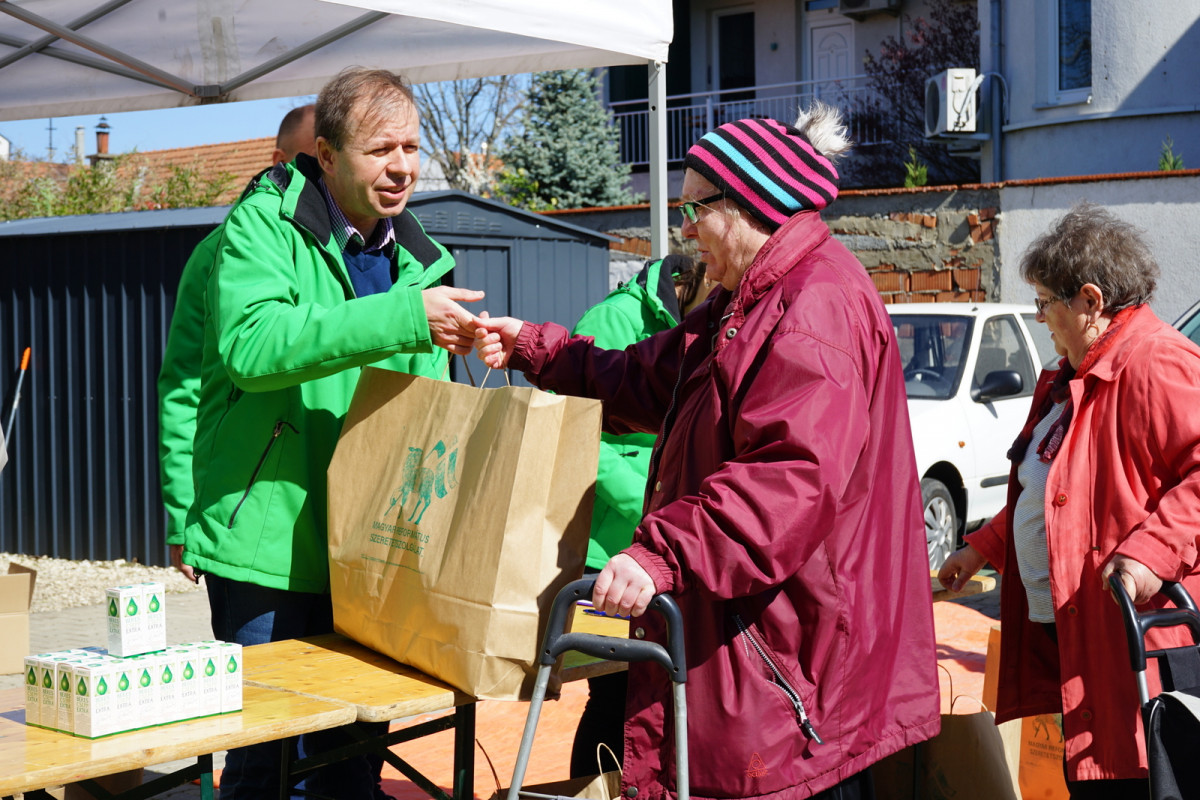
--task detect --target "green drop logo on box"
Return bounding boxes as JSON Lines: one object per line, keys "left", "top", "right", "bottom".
{"left": 226, "top": 656, "right": 238, "bottom": 673}
{"left": 126, "top": 599, "right": 138, "bottom": 616}
{"left": 183, "top": 663, "right": 195, "bottom": 680}
{"left": 43, "top": 672, "right": 53, "bottom": 689}
{"left": 118, "top": 673, "right": 130, "bottom": 692}
{"left": 108, "top": 598, "right": 118, "bottom": 617}
{"left": 77, "top": 677, "right": 87, "bottom": 696}
{"left": 97, "top": 678, "right": 108, "bottom": 695}
{"left": 60, "top": 674, "right": 70, "bottom": 691}
{"left": 26, "top": 668, "right": 36, "bottom": 685}
{"left": 205, "top": 659, "right": 216, "bottom": 677}
{"left": 162, "top": 666, "right": 173, "bottom": 684}
{"left": 139, "top": 669, "right": 151, "bottom": 688}
{"left": 150, "top": 594, "right": 161, "bottom": 612}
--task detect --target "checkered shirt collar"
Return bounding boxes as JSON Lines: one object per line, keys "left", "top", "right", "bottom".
{"left": 318, "top": 176, "right": 396, "bottom": 254}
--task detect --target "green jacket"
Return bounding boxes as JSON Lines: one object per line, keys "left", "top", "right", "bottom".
{"left": 571, "top": 257, "right": 683, "bottom": 569}
{"left": 183, "top": 155, "right": 454, "bottom": 592}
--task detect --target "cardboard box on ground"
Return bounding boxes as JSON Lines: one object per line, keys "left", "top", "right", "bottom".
{"left": 0, "top": 563, "right": 35, "bottom": 674}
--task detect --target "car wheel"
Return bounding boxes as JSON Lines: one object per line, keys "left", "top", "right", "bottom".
{"left": 921, "top": 478, "right": 958, "bottom": 570}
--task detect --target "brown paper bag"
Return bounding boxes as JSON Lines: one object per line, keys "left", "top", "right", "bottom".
{"left": 327, "top": 368, "right": 601, "bottom": 700}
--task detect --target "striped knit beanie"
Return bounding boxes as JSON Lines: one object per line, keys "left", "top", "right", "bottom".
{"left": 683, "top": 117, "right": 839, "bottom": 231}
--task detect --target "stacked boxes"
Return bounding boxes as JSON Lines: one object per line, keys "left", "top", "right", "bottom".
{"left": 22, "top": 586, "right": 243, "bottom": 738}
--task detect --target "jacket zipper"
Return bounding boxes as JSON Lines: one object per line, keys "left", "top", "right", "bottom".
{"left": 734, "top": 614, "right": 823, "bottom": 745}
{"left": 228, "top": 420, "right": 296, "bottom": 527}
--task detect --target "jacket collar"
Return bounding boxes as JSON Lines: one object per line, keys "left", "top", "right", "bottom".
{"left": 1077, "top": 304, "right": 1163, "bottom": 384}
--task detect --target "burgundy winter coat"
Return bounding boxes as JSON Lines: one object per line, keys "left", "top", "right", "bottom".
{"left": 511, "top": 212, "right": 940, "bottom": 800}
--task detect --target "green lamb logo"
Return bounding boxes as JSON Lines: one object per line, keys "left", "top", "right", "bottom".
{"left": 383, "top": 438, "right": 458, "bottom": 525}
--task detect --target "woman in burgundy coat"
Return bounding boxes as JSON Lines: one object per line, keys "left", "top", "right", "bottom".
{"left": 476, "top": 104, "right": 940, "bottom": 800}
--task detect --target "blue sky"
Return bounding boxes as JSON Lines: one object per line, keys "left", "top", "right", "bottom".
{"left": 0, "top": 95, "right": 316, "bottom": 161}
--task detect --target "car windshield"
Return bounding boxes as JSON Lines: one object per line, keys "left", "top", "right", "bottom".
{"left": 892, "top": 315, "right": 973, "bottom": 400}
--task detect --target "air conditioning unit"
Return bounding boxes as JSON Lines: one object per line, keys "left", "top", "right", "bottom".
{"left": 838, "top": 0, "right": 900, "bottom": 20}
{"left": 924, "top": 68, "right": 978, "bottom": 137}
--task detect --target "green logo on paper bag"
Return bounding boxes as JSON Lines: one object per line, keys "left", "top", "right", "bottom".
{"left": 382, "top": 438, "right": 458, "bottom": 526}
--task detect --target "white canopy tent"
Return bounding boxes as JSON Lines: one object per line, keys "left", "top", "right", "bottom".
{"left": 0, "top": 0, "right": 672, "bottom": 249}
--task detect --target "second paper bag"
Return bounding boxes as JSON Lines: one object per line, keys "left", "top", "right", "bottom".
{"left": 327, "top": 367, "right": 600, "bottom": 701}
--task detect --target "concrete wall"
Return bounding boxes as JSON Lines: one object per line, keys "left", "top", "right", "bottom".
{"left": 994, "top": 171, "right": 1200, "bottom": 325}
{"left": 979, "top": 0, "right": 1200, "bottom": 181}
{"left": 551, "top": 171, "right": 1200, "bottom": 322}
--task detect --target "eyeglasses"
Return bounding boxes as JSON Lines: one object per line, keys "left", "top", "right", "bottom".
{"left": 1033, "top": 295, "right": 1064, "bottom": 315}
{"left": 679, "top": 193, "right": 725, "bottom": 223}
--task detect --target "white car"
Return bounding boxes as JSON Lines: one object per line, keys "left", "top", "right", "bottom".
{"left": 887, "top": 303, "right": 1059, "bottom": 569}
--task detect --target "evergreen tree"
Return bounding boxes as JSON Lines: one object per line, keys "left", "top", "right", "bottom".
{"left": 497, "top": 70, "right": 636, "bottom": 210}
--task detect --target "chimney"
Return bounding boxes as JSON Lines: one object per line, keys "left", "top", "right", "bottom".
{"left": 96, "top": 117, "right": 110, "bottom": 155}
{"left": 75, "top": 126, "right": 85, "bottom": 165}
{"left": 88, "top": 116, "right": 116, "bottom": 169}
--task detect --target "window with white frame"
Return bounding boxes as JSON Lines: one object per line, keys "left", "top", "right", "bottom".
{"left": 1054, "top": 0, "right": 1091, "bottom": 101}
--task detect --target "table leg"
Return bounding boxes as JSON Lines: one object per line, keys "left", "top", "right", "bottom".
{"left": 453, "top": 702, "right": 477, "bottom": 800}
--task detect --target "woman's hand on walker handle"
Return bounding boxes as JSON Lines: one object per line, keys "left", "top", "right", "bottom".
{"left": 938, "top": 544, "right": 987, "bottom": 593}
{"left": 473, "top": 311, "right": 524, "bottom": 369}
{"left": 594, "top": 553, "right": 656, "bottom": 618}
{"left": 1101, "top": 554, "right": 1162, "bottom": 606}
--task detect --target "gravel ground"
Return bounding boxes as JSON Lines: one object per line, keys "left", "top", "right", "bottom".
{"left": 0, "top": 552, "right": 204, "bottom": 613}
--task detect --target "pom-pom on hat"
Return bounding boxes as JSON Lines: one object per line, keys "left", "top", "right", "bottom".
{"left": 683, "top": 117, "right": 839, "bottom": 231}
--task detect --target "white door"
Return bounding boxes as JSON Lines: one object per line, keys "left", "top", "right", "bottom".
{"left": 809, "top": 21, "right": 853, "bottom": 105}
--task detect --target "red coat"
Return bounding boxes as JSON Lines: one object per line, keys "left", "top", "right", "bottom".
{"left": 967, "top": 304, "right": 1200, "bottom": 781}
{"left": 513, "top": 212, "right": 940, "bottom": 800}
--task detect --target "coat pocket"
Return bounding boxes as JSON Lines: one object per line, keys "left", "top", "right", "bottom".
{"left": 733, "top": 613, "right": 823, "bottom": 744}
{"left": 228, "top": 419, "right": 297, "bottom": 527}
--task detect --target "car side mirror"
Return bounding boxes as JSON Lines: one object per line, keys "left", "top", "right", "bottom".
{"left": 972, "top": 370, "right": 1023, "bottom": 402}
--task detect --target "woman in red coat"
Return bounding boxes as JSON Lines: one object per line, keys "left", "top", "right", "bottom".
{"left": 939, "top": 204, "right": 1200, "bottom": 799}
{"left": 475, "top": 104, "right": 940, "bottom": 800}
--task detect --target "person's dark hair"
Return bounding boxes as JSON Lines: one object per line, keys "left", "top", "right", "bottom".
{"left": 316, "top": 68, "right": 415, "bottom": 152}
{"left": 1020, "top": 203, "right": 1158, "bottom": 313}
{"left": 669, "top": 256, "right": 707, "bottom": 312}
{"left": 276, "top": 104, "right": 314, "bottom": 149}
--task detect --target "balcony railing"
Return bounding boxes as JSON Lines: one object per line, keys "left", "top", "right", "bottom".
{"left": 610, "top": 75, "right": 908, "bottom": 166}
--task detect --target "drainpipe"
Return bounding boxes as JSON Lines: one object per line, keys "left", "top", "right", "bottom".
{"left": 990, "top": 0, "right": 1003, "bottom": 181}
{"left": 74, "top": 126, "right": 85, "bottom": 165}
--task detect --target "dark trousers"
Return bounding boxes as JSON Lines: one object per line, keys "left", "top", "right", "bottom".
{"left": 206, "top": 574, "right": 389, "bottom": 800}
{"left": 569, "top": 671, "right": 628, "bottom": 778}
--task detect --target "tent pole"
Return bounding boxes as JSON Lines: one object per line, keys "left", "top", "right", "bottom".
{"left": 648, "top": 60, "right": 668, "bottom": 257}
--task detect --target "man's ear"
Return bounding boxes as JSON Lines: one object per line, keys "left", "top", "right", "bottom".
{"left": 315, "top": 137, "right": 336, "bottom": 174}
{"left": 270, "top": 148, "right": 288, "bottom": 166}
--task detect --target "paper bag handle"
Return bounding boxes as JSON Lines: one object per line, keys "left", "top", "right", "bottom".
{"left": 539, "top": 576, "right": 687, "bottom": 683}
{"left": 443, "top": 353, "right": 509, "bottom": 388}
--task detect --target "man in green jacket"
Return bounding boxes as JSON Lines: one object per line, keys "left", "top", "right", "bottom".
{"left": 177, "top": 68, "right": 483, "bottom": 799}
{"left": 159, "top": 104, "right": 317, "bottom": 583}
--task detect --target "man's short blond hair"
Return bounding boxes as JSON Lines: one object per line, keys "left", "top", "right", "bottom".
{"left": 316, "top": 68, "right": 415, "bottom": 151}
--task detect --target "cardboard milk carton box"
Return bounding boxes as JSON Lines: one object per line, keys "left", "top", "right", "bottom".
{"left": 217, "top": 642, "right": 243, "bottom": 713}
{"left": 106, "top": 585, "right": 146, "bottom": 657}
{"left": 0, "top": 563, "right": 36, "bottom": 674}
{"left": 191, "top": 643, "right": 222, "bottom": 717}
{"left": 140, "top": 582, "right": 167, "bottom": 653}
{"left": 73, "top": 658, "right": 122, "bottom": 738}
{"left": 22, "top": 654, "right": 53, "bottom": 727}
{"left": 109, "top": 659, "right": 140, "bottom": 734}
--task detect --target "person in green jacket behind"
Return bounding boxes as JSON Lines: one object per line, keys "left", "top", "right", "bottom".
{"left": 568, "top": 254, "right": 713, "bottom": 778}
{"left": 174, "top": 67, "right": 484, "bottom": 800}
